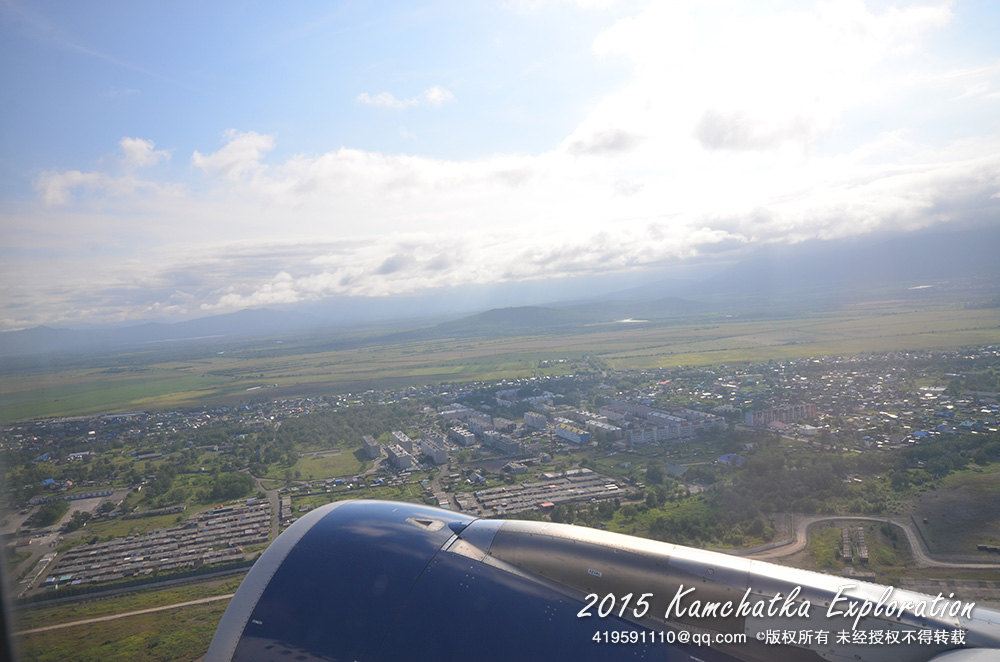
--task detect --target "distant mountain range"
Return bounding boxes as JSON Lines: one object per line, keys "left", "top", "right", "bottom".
{"left": 370, "top": 296, "right": 707, "bottom": 342}
{"left": 2, "top": 224, "right": 997, "bottom": 358}
{"left": 0, "top": 308, "right": 324, "bottom": 358}
{"left": 618, "top": 224, "right": 1000, "bottom": 301}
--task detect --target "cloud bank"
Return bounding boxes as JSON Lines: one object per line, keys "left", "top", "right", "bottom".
{"left": 3, "top": 0, "right": 999, "bottom": 330}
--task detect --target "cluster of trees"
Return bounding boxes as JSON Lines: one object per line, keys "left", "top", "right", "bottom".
{"left": 63, "top": 510, "right": 92, "bottom": 532}
{"left": 549, "top": 499, "right": 620, "bottom": 526}
{"left": 206, "top": 472, "right": 254, "bottom": 501}
{"left": 889, "top": 431, "right": 1000, "bottom": 489}
{"left": 710, "top": 444, "right": 852, "bottom": 518}
{"left": 613, "top": 496, "right": 773, "bottom": 548}
{"left": 26, "top": 499, "right": 68, "bottom": 527}
{"left": 256, "top": 403, "right": 415, "bottom": 476}
{"left": 649, "top": 498, "right": 732, "bottom": 545}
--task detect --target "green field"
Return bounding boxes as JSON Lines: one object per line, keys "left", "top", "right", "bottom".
{"left": 264, "top": 451, "right": 364, "bottom": 480}
{"left": 910, "top": 464, "right": 1000, "bottom": 558}
{"left": 13, "top": 575, "right": 245, "bottom": 661}
{"left": 14, "top": 596, "right": 228, "bottom": 661}
{"left": 793, "top": 520, "right": 915, "bottom": 584}
{"left": 72, "top": 503, "right": 216, "bottom": 542}
{"left": 13, "top": 575, "right": 244, "bottom": 632}
{"left": 291, "top": 482, "right": 428, "bottom": 510}
{"left": 3, "top": 305, "right": 999, "bottom": 423}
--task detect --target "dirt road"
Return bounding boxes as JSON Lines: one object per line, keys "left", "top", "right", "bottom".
{"left": 14, "top": 593, "right": 235, "bottom": 636}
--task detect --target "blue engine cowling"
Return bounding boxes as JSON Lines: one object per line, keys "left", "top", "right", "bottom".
{"left": 207, "top": 500, "right": 1000, "bottom": 662}
{"left": 206, "top": 500, "right": 739, "bottom": 661}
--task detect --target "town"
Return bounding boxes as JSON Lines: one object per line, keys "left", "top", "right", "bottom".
{"left": 2, "top": 346, "right": 999, "bottom": 605}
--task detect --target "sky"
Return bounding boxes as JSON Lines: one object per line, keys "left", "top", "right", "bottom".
{"left": 1, "top": 0, "right": 999, "bottom": 330}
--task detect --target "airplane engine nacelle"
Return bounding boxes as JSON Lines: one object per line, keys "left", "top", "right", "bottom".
{"left": 207, "top": 500, "right": 1000, "bottom": 662}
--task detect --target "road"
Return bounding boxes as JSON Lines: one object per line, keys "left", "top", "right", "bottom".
{"left": 748, "top": 514, "right": 1000, "bottom": 569}
{"left": 248, "top": 471, "right": 280, "bottom": 539}
{"left": 360, "top": 447, "right": 386, "bottom": 477}
{"left": 14, "top": 593, "right": 235, "bottom": 636}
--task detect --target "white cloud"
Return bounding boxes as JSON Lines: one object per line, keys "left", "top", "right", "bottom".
{"left": 356, "top": 85, "right": 455, "bottom": 109}
{"left": 8, "top": 0, "right": 1000, "bottom": 328}
{"left": 119, "top": 137, "right": 169, "bottom": 168}
{"left": 192, "top": 129, "right": 275, "bottom": 180}
{"left": 422, "top": 85, "right": 455, "bottom": 106}
{"left": 34, "top": 136, "right": 170, "bottom": 205}
{"left": 35, "top": 170, "right": 106, "bottom": 206}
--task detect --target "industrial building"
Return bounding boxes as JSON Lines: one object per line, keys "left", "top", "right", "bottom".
{"left": 41, "top": 501, "right": 271, "bottom": 589}
{"left": 471, "top": 469, "right": 630, "bottom": 517}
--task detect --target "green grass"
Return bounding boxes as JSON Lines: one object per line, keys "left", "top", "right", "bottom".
{"left": 601, "top": 308, "right": 1000, "bottom": 369}
{"left": 13, "top": 575, "right": 244, "bottom": 631}
{"left": 0, "top": 372, "right": 227, "bottom": 423}
{"left": 605, "top": 497, "right": 768, "bottom": 548}
{"left": 790, "top": 520, "right": 917, "bottom": 584}
{"left": 807, "top": 525, "right": 844, "bottom": 571}
{"left": 264, "top": 452, "right": 363, "bottom": 481}
{"left": 13, "top": 596, "right": 229, "bottom": 661}
{"left": 68, "top": 501, "right": 217, "bottom": 542}
{"left": 291, "top": 482, "right": 428, "bottom": 510}
{"left": 6, "top": 548, "right": 31, "bottom": 569}
{"left": 909, "top": 464, "right": 1000, "bottom": 557}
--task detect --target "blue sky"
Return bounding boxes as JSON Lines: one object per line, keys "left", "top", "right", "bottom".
{"left": 0, "top": 1, "right": 628, "bottom": 191}
{"left": 1, "top": 0, "right": 999, "bottom": 329}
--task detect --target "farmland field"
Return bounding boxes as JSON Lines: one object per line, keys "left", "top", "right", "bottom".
{"left": 2, "top": 305, "right": 999, "bottom": 423}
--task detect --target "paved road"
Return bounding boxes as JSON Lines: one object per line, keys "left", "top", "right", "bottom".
{"left": 14, "top": 593, "right": 235, "bottom": 636}
{"left": 749, "top": 515, "right": 1000, "bottom": 569}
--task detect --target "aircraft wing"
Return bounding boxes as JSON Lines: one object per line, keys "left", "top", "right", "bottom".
{"left": 206, "top": 500, "right": 1000, "bottom": 661}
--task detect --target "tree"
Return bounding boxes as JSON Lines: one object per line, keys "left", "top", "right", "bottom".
{"left": 206, "top": 473, "right": 254, "bottom": 501}
{"left": 63, "top": 510, "right": 92, "bottom": 532}
{"left": 645, "top": 464, "right": 664, "bottom": 485}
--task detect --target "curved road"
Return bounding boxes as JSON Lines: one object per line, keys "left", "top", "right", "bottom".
{"left": 748, "top": 515, "right": 1000, "bottom": 569}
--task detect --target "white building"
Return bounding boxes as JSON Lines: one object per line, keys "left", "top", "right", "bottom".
{"left": 419, "top": 437, "right": 448, "bottom": 465}
{"left": 448, "top": 426, "right": 476, "bottom": 446}
{"left": 387, "top": 444, "right": 416, "bottom": 471}
{"left": 554, "top": 423, "right": 590, "bottom": 444}
{"left": 391, "top": 430, "right": 414, "bottom": 452}
{"left": 523, "top": 411, "right": 548, "bottom": 430}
